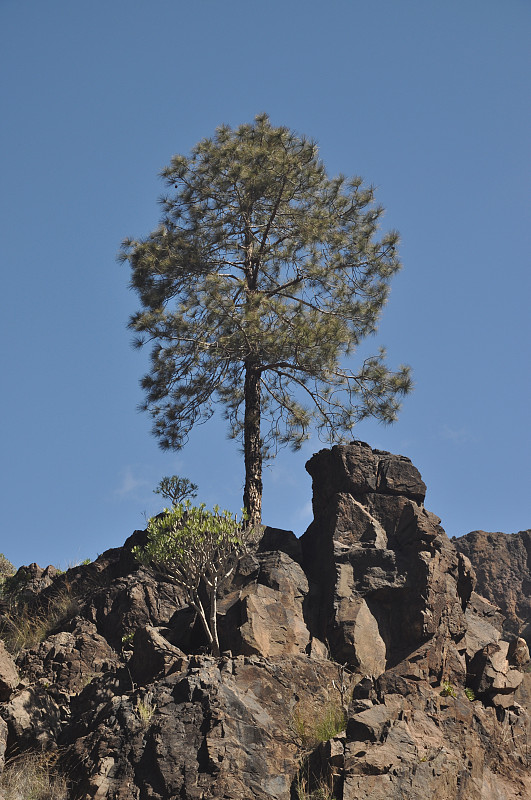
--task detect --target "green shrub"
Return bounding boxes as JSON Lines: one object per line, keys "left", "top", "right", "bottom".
{"left": 135, "top": 696, "right": 157, "bottom": 727}
{"left": 0, "top": 553, "right": 15, "bottom": 579}
{"left": 133, "top": 501, "right": 253, "bottom": 656}
{"left": 440, "top": 681, "right": 457, "bottom": 698}
{"left": 0, "top": 553, "right": 15, "bottom": 600}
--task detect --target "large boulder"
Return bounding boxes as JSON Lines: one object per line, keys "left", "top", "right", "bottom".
{"left": 301, "top": 442, "right": 470, "bottom": 677}
{"left": 218, "top": 545, "right": 311, "bottom": 658}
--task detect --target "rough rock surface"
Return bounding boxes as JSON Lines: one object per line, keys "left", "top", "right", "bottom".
{"left": 0, "top": 441, "right": 529, "bottom": 799}
{"left": 0, "top": 643, "right": 19, "bottom": 702}
{"left": 301, "top": 442, "right": 471, "bottom": 673}
{"left": 454, "top": 529, "right": 531, "bottom": 645}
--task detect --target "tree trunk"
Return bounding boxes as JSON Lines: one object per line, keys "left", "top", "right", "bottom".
{"left": 192, "top": 595, "right": 214, "bottom": 651}
{"left": 209, "top": 580, "right": 220, "bottom": 658}
{"left": 243, "top": 364, "right": 262, "bottom": 527}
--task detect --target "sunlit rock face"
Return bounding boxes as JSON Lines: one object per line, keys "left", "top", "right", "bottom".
{"left": 301, "top": 441, "right": 470, "bottom": 675}
{"left": 454, "top": 528, "right": 531, "bottom": 646}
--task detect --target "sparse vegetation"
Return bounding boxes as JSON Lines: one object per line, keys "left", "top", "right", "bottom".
{"left": 291, "top": 666, "right": 350, "bottom": 751}
{"left": 0, "top": 552, "right": 15, "bottom": 580}
{"left": 0, "top": 584, "right": 79, "bottom": 656}
{"left": 154, "top": 475, "right": 198, "bottom": 506}
{"left": 295, "top": 771, "right": 337, "bottom": 800}
{"left": 135, "top": 696, "right": 157, "bottom": 727}
{"left": 464, "top": 687, "right": 475, "bottom": 702}
{"left": 292, "top": 701, "right": 346, "bottom": 749}
{"left": 0, "top": 751, "right": 68, "bottom": 800}
{"left": 440, "top": 681, "right": 457, "bottom": 698}
{"left": 121, "top": 631, "right": 135, "bottom": 647}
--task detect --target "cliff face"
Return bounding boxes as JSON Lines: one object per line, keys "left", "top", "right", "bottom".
{"left": 454, "top": 529, "right": 531, "bottom": 646}
{"left": 0, "top": 443, "right": 529, "bottom": 800}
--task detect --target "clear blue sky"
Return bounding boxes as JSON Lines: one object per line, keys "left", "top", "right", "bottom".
{"left": 1, "top": 0, "right": 529, "bottom": 568}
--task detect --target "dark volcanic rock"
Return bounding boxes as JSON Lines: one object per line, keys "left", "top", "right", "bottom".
{"left": 59, "top": 655, "right": 344, "bottom": 800}
{"left": 0, "top": 442, "right": 529, "bottom": 799}
{"left": 454, "top": 529, "right": 531, "bottom": 645}
{"left": 301, "top": 442, "right": 467, "bottom": 673}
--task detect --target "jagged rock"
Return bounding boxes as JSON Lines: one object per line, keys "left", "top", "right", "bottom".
{"left": 1, "top": 686, "right": 62, "bottom": 751}
{"left": 468, "top": 640, "right": 527, "bottom": 708}
{"left": 301, "top": 442, "right": 468, "bottom": 674}
{"left": 342, "top": 685, "right": 531, "bottom": 799}
{"left": 256, "top": 527, "right": 303, "bottom": 564}
{"left": 82, "top": 569, "right": 187, "bottom": 652}
{"left": 306, "top": 442, "right": 426, "bottom": 516}
{"left": 16, "top": 617, "right": 121, "bottom": 696}
{"left": 128, "top": 625, "right": 188, "bottom": 685}
{"left": 508, "top": 636, "right": 530, "bottom": 668}
{"left": 0, "top": 442, "right": 528, "bottom": 799}
{"left": 218, "top": 546, "right": 311, "bottom": 658}
{"left": 461, "top": 591, "right": 504, "bottom": 659}
{"left": 0, "top": 716, "right": 7, "bottom": 773}
{"left": 0, "top": 642, "right": 19, "bottom": 701}
{"left": 5, "top": 563, "right": 60, "bottom": 602}
{"left": 454, "top": 529, "right": 531, "bottom": 644}
{"left": 59, "top": 655, "right": 343, "bottom": 800}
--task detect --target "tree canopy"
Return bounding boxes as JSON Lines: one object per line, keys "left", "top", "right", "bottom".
{"left": 121, "top": 114, "right": 412, "bottom": 525}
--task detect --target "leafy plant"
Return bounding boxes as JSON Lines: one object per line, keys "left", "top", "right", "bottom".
{"left": 464, "top": 687, "right": 475, "bottom": 701}
{"left": 133, "top": 501, "right": 255, "bottom": 656}
{"left": 440, "top": 681, "right": 457, "bottom": 698}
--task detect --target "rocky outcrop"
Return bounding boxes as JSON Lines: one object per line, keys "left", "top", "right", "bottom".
{"left": 301, "top": 442, "right": 471, "bottom": 675}
{"left": 0, "top": 442, "right": 528, "bottom": 799}
{"left": 454, "top": 529, "right": 531, "bottom": 645}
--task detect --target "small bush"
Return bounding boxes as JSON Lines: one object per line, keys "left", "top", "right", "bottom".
{"left": 0, "top": 751, "right": 68, "bottom": 800}
{"left": 440, "top": 681, "right": 457, "bottom": 698}
{"left": 0, "top": 553, "right": 15, "bottom": 580}
{"left": 0, "top": 553, "right": 15, "bottom": 601}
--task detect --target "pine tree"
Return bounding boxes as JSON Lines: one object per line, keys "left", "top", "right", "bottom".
{"left": 120, "top": 114, "right": 412, "bottom": 526}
